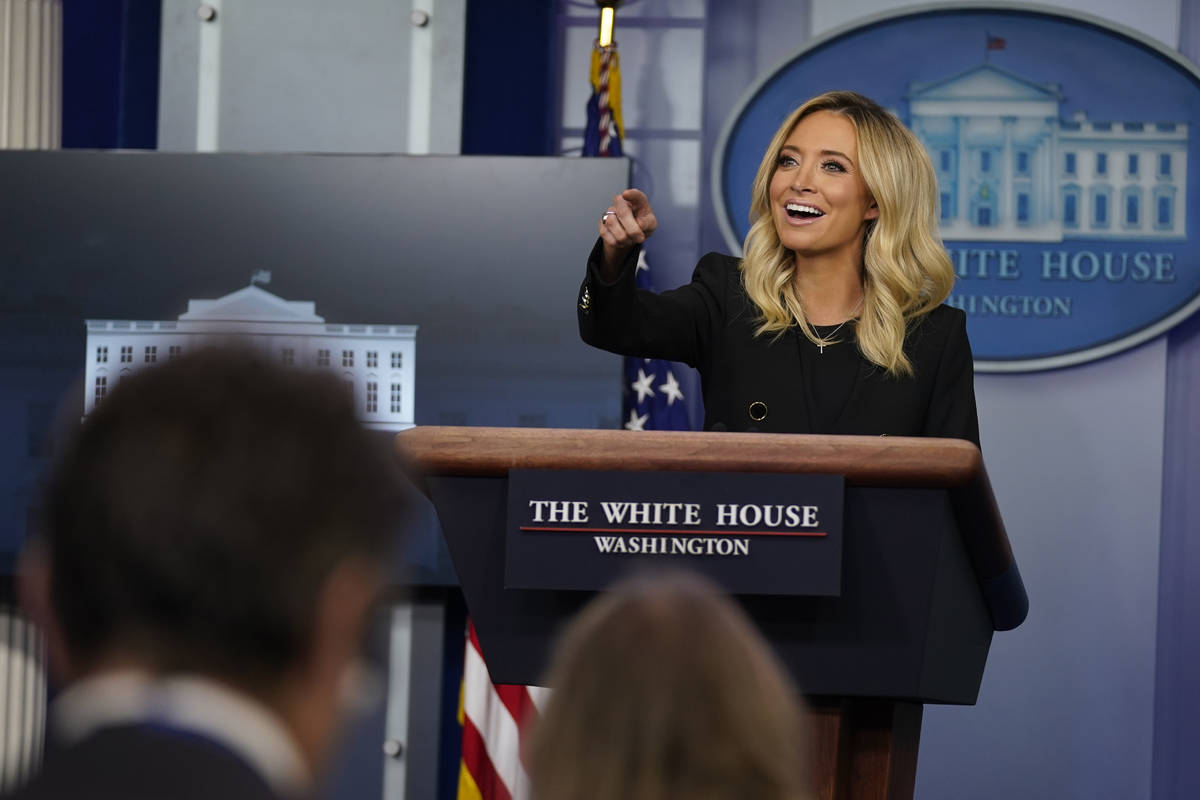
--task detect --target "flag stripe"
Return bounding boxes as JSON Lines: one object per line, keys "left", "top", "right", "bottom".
{"left": 460, "top": 715, "right": 513, "bottom": 800}
{"left": 527, "top": 685, "right": 552, "bottom": 714}
{"left": 494, "top": 684, "right": 538, "bottom": 768}
{"left": 467, "top": 625, "right": 543, "bottom": 757}
{"left": 462, "top": 629, "right": 531, "bottom": 799}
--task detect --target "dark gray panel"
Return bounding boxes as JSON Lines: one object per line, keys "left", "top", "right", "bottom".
{"left": 0, "top": 152, "right": 630, "bottom": 557}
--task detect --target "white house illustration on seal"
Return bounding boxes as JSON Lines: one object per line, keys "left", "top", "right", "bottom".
{"left": 907, "top": 63, "right": 1188, "bottom": 242}
{"left": 83, "top": 280, "right": 417, "bottom": 430}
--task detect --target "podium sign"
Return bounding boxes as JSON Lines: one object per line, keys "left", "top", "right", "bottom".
{"left": 504, "top": 469, "right": 844, "bottom": 596}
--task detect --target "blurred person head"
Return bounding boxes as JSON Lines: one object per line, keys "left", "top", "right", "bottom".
{"left": 529, "top": 571, "right": 811, "bottom": 800}
{"left": 741, "top": 90, "right": 954, "bottom": 376}
{"left": 20, "top": 346, "right": 408, "bottom": 776}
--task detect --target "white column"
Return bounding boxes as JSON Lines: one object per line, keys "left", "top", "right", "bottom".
{"left": 1043, "top": 123, "right": 1056, "bottom": 225}
{"left": 1001, "top": 116, "right": 1014, "bottom": 225}
{"left": 0, "top": 607, "right": 47, "bottom": 791}
{"left": 407, "top": 0, "right": 465, "bottom": 155}
{"left": 0, "top": 0, "right": 61, "bottom": 148}
{"left": 956, "top": 116, "right": 968, "bottom": 222}
{"left": 195, "top": 1, "right": 221, "bottom": 152}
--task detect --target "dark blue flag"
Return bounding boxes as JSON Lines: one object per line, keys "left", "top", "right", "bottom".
{"left": 622, "top": 251, "right": 691, "bottom": 431}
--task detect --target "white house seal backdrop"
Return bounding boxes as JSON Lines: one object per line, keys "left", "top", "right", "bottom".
{"left": 715, "top": 5, "right": 1200, "bottom": 371}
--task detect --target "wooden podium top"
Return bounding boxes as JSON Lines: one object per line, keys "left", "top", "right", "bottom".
{"left": 395, "top": 426, "right": 981, "bottom": 487}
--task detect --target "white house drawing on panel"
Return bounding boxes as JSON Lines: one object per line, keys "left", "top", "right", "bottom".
{"left": 907, "top": 64, "right": 1188, "bottom": 242}
{"left": 83, "top": 281, "right": 417, "bottom": 431}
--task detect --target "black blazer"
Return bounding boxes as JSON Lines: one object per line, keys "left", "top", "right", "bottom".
{"left": 6, "top": 725, "right": 289, "bottom": 800}
{"left": 578, "top": 246, "right": 980, "bottom": 445}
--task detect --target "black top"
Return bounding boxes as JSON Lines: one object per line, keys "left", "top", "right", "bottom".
{"left": 6, "top": 724, "right": 290, "bottom": 800}
{"left": 801, "top": 323, "right": 861, "bottom": 433}
{"left": 578, "top": 243, "right": 980, "bottom": 446}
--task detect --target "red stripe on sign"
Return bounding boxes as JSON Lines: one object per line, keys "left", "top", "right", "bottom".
{"left": 519, "top": 526, "right": 827, "bottom": 537}
{"left": 460, "top": 714, "right": 514, "bottom": 800}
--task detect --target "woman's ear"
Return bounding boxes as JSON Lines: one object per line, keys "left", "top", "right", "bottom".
{"left": 864, "top": 197, "right": 880, "bottom": 221}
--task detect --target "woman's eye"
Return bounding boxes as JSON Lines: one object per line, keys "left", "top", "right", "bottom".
{"left": 823, "top": 160, "right": 847, "bottom": 172}
{"left": 777, "top": 155, "right": 797, "bottom": 167}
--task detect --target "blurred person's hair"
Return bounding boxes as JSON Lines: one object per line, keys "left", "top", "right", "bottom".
{"left": 529, "top": 571, "right": 811, "bottom": 800}
{"left": 36, "top": 346, "right": 407, "bottom": 688}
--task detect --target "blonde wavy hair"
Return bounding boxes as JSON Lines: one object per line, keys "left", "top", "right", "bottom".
{"left": 741, "top": 91, "right": 954, "bottom": 376}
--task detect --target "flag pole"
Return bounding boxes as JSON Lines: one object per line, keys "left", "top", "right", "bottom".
{"left": 597, "top": 0, "right": 617, "bottom": 48}
{"left": 591, "top": 1, "right": 623, "bottom": 157}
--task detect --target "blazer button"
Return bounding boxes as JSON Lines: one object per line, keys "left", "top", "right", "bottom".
{"left": 748, "top": 401, "right": 767, "bottom": 422}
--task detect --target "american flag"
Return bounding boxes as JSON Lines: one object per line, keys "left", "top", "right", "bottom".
{"left": 458, "top": 22, "right": 687, "bottom": 800}
{"left": 583, "top": 40, "right": 623, "bottom": 157}
{"left": 623, "top": 250, "right": 690, "bottom": 431}
{"left": 458, "top": 251, "right": 691, "bottom": 800}
{"left": 457, "top": 622, "right": 549, "bottom": 800}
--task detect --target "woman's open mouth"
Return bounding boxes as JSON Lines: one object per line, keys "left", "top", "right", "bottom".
{"left": 785, "top": 202, "right": 826, "bottom": 223}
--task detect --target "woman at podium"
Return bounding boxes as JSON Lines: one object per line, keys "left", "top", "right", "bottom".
{"left": 578, "top": 91, "right": 979, "bottom": 445}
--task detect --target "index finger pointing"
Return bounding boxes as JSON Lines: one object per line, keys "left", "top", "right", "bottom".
{"left": 621, "top": 188, "right": 649, "bottom": 211}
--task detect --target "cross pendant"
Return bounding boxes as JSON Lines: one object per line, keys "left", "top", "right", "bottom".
{"left": 819, "top": 343, "right": 825, "bottom": 354}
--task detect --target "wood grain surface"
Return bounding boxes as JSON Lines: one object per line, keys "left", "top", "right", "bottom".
{"left": 395, "top": 426, "right": 982, "bottom": 487}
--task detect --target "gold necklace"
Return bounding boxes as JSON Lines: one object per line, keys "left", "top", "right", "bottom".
{"left": 816, "top": 296, "right": 864, "bottom": 354}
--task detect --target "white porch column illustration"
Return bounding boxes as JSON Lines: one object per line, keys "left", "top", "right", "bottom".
{"left": 1001, "top": 115, "right": 1015, "bottom": 225}
{"left": 1043, "top": 123, "right": 1057, "bottom": 224}
{"left": 956, "top": 115, "right": 968, "bottom": 223}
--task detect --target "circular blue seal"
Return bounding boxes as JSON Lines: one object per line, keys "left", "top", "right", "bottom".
{"left": 714, "top": 4, "right": 1200, "bottom": 372}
